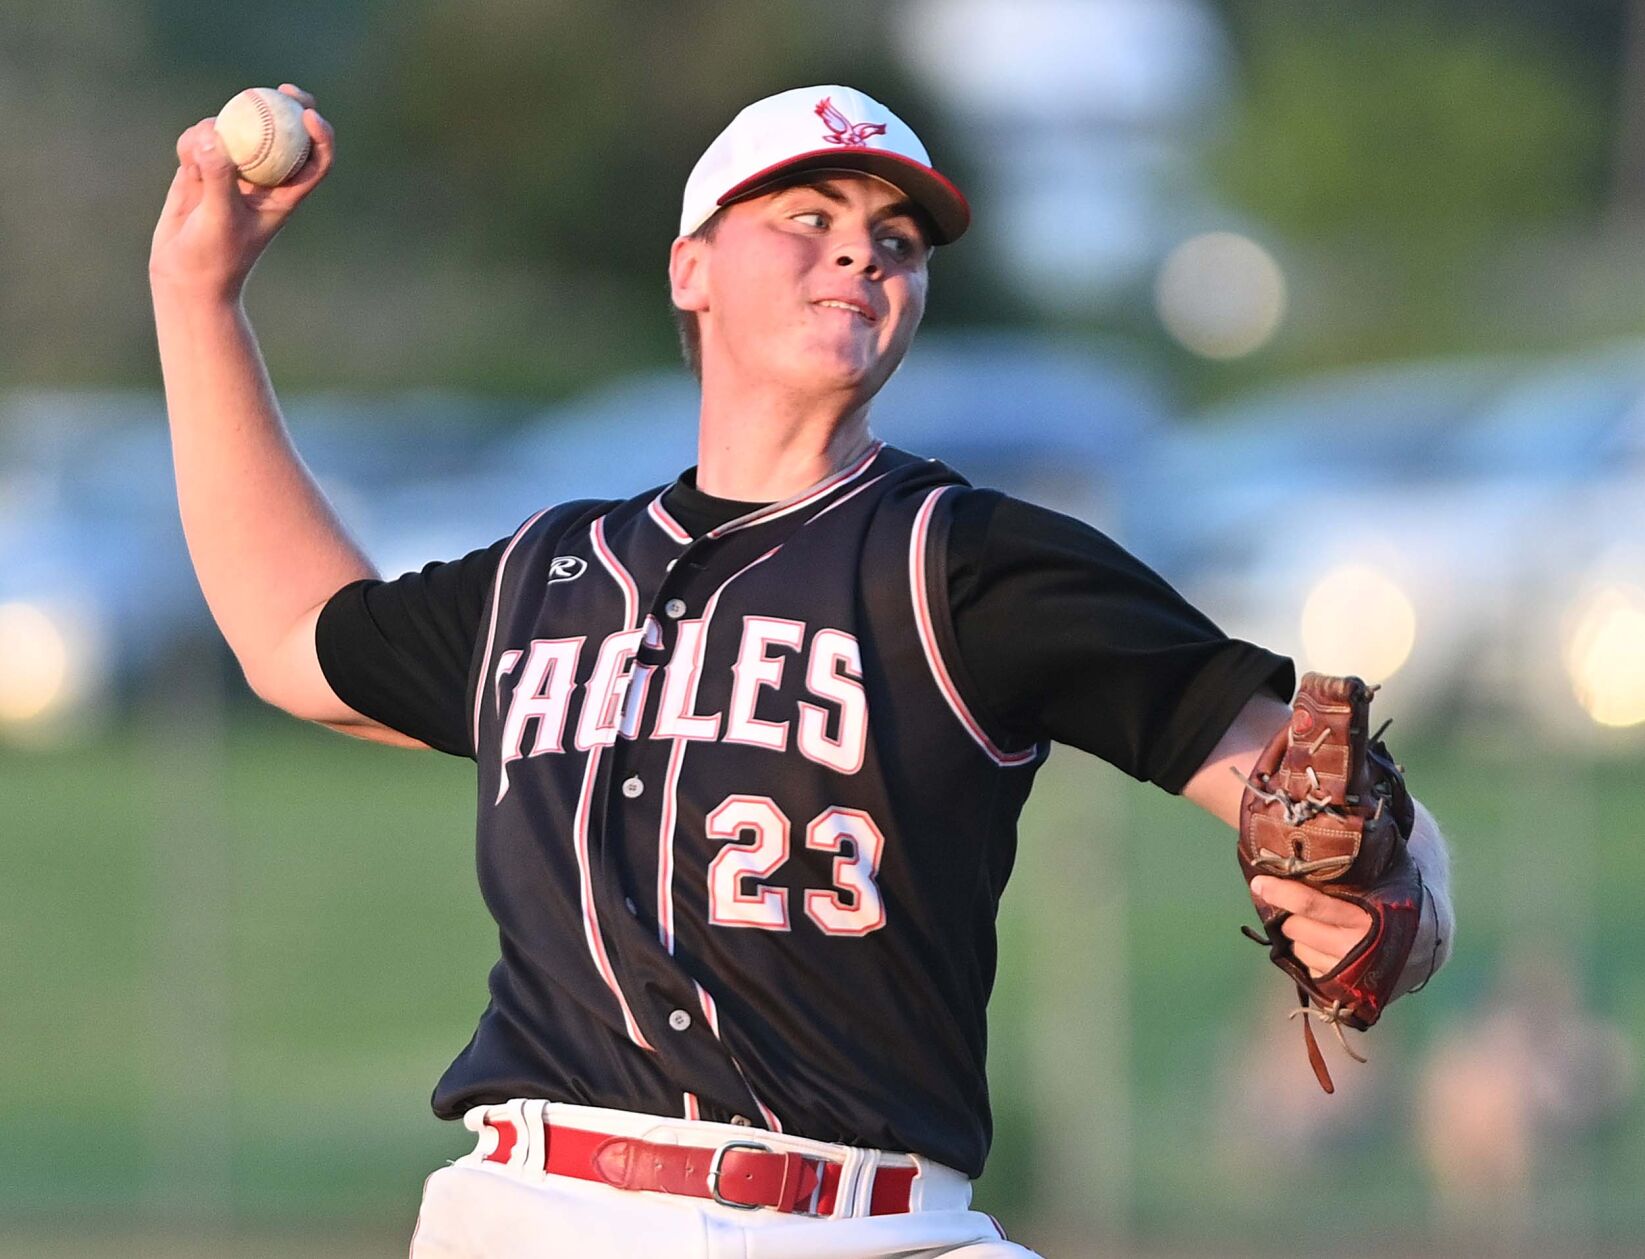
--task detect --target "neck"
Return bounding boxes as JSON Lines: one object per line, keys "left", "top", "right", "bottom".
{"left": 694, "top": 372, "right": 876, "bottom": 502}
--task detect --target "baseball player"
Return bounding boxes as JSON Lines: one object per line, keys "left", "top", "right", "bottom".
{"left": 149, "top": 83, "right": 1454, "bottom": 1257}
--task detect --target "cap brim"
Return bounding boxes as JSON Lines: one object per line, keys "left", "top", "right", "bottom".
{"left": 716, "top": 148, "right": 971, "bottom": 246}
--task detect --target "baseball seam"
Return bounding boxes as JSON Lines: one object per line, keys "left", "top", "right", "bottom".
{"left": 247, "top": 92, "right": 277, "bottom": 172}
{"left": 269, "top": 145, "right": 309, "bottom": 185}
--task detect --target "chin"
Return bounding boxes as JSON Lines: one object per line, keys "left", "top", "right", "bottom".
{"left": 778, "top": 344, "right": 879, "bottom": 394}
{"left": 801, "top": 334, "right": 909, "bottom": 393}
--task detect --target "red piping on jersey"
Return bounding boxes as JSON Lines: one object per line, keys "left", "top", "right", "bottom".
{"left": 641, "top": 543, "right": 788, "bottom": 1132}
{"left": 655, "top": 735, "right": 687, "bottom": 953}
{"left": 590, "top": 515, "right": 640, "bottom": 628}
{"left": 909, "top": 487, "right": 1039, "bottom": 767}
{"left": 694, "top": 980, "right": 720, "bottom": 1035}
{"left": 752, "top": 1095, "right": 783, "bottom": 1132}
{"left": 647, "top": 494, "right": 693, "bottom": 545}
{"left": 705, "top": 441, "right": 883, "bottom": 539}
{"left": 472, "top": 507, "right": 553, "bottom": 754}
{"left": 572, "top": 743, "right": 654, "bottom": 1051}
{"left": 570, "top": 516, "right": 654, "bottom": 1052}
{"left": 804, "top": 471, "right": 890, "bottom": 525}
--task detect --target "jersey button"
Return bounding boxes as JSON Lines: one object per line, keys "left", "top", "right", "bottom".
{"left": 664, "top": 598, "right": 687, "bottom": 619}
{"left": 621, "top": 775, "right": 644, "bottom": 798}
{"left": 668, "top": 1009, "right": 692, "bottom": 1032}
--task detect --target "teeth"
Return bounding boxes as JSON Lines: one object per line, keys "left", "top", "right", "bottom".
{"left": 817, "top": 300, "right": 869, "bottom": 319}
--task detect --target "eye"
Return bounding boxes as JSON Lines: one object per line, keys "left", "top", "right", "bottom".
{"left": 878, "top": 229, "right": 923, "bottom": 263}
{"left": 791, "top": 210, "right": 828, "bottom": 229}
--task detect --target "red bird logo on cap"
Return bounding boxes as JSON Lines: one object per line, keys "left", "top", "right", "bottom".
{"left": 816, "top": 97, "right": 888, "bottom": 146}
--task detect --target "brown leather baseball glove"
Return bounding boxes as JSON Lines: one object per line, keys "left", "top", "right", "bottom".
{"left": 1236, "top": 672, "right": 1427, "bottom": 1092}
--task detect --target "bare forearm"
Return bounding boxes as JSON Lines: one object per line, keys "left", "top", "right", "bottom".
{"left": 145, "top": 95, "right": 411, "bottom": 738}
{"left": 153, "top": 287, "right": 373, "bottom": 681}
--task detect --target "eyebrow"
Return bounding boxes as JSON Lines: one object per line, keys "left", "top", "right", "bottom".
{"left": 776, "top": 179, "right": 921, "bottom": 225}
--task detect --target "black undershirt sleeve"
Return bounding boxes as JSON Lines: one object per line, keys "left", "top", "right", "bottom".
{"left": 945, "top": 489, "right": 1295, "bottom": 794}
{"left": 315, "top": 537, "right": 509, "bottom": 758}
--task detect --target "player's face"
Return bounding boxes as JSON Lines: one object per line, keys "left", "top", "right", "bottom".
{"left": 679, "top": 173, "right": 931, "bottom": 400}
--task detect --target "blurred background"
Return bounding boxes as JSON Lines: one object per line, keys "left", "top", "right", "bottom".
{"left": 4, "top": 0, "right": 1645, "bottom": 1254}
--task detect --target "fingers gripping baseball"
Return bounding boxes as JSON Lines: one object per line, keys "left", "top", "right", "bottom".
{"left": 1249, "top": 875, "right": 1373, "bottom": 979}
{"left": 266, "top": 85, "right": 335, "bottom": 196}
{"left": 277, "top": 84, "right": 317, "bottom": 110}
{"left": 149, "top": 85, "right": 335, "bottom": 302}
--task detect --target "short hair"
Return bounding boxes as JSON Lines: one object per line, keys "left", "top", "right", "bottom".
{"left": 670, "top": 209, "right": 726, "bottom": 382}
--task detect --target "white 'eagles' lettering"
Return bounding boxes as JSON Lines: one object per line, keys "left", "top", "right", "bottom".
{"left": 494, "top": 619, "right": 869, "bottom": 789}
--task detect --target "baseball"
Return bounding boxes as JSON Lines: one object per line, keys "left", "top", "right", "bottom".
{"left": 213, "top": 87, "right": 311, "bottom": 186}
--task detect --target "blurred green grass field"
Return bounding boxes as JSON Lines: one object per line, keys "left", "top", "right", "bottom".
{"left": 4, "top": 699, "right": 1642, "bottom": 1254}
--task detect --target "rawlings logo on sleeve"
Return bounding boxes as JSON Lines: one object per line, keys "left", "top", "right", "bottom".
{"left": 547, "top": 556, "right": 588, "bottom": 585}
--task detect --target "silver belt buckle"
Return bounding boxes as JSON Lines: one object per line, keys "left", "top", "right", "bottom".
{"left": 707, "top": 1139, "right": 774, "bottom": 1210}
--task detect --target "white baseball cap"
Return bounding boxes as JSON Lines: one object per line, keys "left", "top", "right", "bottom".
{"left": 679, "top": 85, "right": 970, "bottom": 245}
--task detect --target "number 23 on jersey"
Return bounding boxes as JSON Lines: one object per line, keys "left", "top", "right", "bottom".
{"left": 705, "top": 795, "right": 886, "bottom": 937}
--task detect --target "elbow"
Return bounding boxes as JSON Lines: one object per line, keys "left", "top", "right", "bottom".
{"left": 238, "top": 655, "right": 293, "bottom": 713}
{"left": 237, "top": 646, "right": 317, "bottom": 719}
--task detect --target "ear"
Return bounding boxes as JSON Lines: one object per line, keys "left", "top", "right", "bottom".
{"left": 669, "top": 234, "right": 710, "bottom": 314}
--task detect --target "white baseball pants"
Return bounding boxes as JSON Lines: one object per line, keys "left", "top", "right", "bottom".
{"left": 408, "top": 1100, "right": 1042, "bottom": 1258}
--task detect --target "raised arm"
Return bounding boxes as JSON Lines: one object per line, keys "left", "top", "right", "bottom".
{"left": 148, "top": 86, "right": 421, "bottom": 747}
{"left": 1182, "top": 690, "right": 1454, "bottom": 996}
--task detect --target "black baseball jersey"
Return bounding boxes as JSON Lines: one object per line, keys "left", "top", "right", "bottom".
{"left": 316, "top": 442, "right": 1293, "bottom": 1176}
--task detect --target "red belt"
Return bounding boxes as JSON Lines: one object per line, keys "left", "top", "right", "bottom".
{"left": 482, "top": 1116, "right": 917, "bottom": 1216}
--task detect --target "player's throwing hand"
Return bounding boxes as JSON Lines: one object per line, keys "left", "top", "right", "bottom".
{"left": 148, "top": 84, "right": 335, "bottom": 303}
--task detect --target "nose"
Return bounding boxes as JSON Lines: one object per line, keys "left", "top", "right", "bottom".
{"left": 833, "top": 240, "right": 882, "bottom": 277}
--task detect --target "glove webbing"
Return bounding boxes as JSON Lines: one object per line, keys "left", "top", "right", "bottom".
{"left": 1240, "top": 864, "right": 1434, "bottom": 1094}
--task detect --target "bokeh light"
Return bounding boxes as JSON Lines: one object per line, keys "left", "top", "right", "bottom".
{"left": 1299, "top": 564, "right": 1418, "bottom": 683}
{"left": 1562, "top": 583, "right": 1645, "bottom": 728}
{"left": 0, "top": 601, "right": 71, "bottom": 723}
{"left": 1154, "top": 231, "right": 1287, "bottom": 358}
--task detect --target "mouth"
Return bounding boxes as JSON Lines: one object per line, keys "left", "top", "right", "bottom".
{"left": 812, "top": 298, "right": 879, "bottom": 325}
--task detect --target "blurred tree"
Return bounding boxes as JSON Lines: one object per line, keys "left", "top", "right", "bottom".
{"left": 2, "top": 0, "right": 1000, "bottom": 396}
{"left": 318, "top": 0, "right": 1001, "bottom": 391}
{"left": 1197, "top": 1, "right": 1614, "bottom": 376}
{"left": 1215, "top": 5, "right": 1606, "bottom": 242}
{"left": 1211, "top": 0, "right": 1628, "bottom": 66}
{"left": 1613, "top": 0, "right": 1645, "bottom": 219}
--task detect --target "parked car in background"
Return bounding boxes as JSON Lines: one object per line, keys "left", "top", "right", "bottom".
{"left": 9, "top": 337, "right": 1641, "bottom": 746}
{"left": 0, "top": 333, "right": 1169, "bottom": 743}
{"left": 358, "top": 329, "right": 1171, "bottom": 580}
{"left": 0, "top": 390, "right": 498, "bottom": 743}
{"left": 1151, "top": 344, "right": 1645, "bottom": 741}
